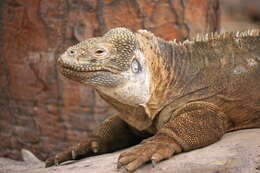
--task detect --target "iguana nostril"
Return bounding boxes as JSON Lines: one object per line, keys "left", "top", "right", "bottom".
{"left": 68, "top": 49, "right": 77, "bottom": 56}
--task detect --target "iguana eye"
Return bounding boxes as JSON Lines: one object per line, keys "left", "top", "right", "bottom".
{"left": 131, "top": 59, "right": 142, "bottom": 73}
{"left": 94, "top": 46, "right": 107, "bottom": 57}
{"left": 96, "top": 49, "right": 105, "bottom": 54}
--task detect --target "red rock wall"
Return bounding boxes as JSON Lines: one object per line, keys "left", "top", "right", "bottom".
{"left": 0, "top": 0, "right": 219, "bottom": 160}
{"left": 220, "top": 0, "right": 260, "bottom": 31}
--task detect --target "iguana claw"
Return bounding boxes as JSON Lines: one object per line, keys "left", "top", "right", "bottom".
{"left": 54, "top": 156, "right": 59, "bottom": 166}
{"left": 151, "top": 160, "right": 157, "bottom": 168}
{"left": 71, "top": 150, "right": 76, "bottom": 160}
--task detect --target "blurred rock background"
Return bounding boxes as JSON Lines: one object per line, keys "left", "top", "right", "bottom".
{"left": 0, "top": 0, "right": 259, "bottom": 161}
{"left": 220, "top": 0, "right": 260, "bottom": 31}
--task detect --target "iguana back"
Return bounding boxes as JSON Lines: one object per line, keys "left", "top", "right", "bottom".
{"left": 155, "top": 31, "right": 260, "bottom": 131}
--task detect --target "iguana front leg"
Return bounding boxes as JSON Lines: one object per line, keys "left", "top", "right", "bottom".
{"left": 118, "top": 101, "right": 231, "bottom": 172}
{"left": 45, "top": 115, "right": 142, "bottom": 167}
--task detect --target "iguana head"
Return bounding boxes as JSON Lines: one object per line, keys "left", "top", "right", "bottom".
{"left": 58, "top": 28, "right": 151, "bottom": 105}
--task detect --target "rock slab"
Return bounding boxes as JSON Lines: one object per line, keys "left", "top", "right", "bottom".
{"left": 1, "top": 129, "right": 260, "bottom": 173}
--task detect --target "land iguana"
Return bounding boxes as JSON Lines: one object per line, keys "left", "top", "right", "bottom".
{"left": 45, "top": 28, "right": 260, "bottom": 172}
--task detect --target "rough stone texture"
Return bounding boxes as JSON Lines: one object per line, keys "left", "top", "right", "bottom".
{"left": 1, "top": 129, "right": 260, "bottom": 173}
{"left": 0, "top": 0, "right": 220, "bottom": 161}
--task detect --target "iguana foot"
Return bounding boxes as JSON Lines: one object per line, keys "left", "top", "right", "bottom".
{"left": 45, "top": 136, "right": 101, "bottom": 167}
{"left": 117, "top": 135, "right": 181, "bottom": 172}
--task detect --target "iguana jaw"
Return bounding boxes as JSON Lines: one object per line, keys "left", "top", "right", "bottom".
{"left": 96, "top": 49, "right": 151, "bottom": 106}
{"left": 57, "top": 56, "right": 124, "bottom": 87}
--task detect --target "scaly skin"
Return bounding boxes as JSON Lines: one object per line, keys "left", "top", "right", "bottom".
{"left": 46, "top": 28, "right": 260, "bottom": 172}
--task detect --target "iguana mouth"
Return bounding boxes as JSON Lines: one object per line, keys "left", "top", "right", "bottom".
{"left": 60, "top": 63, "right": 110, "bottom": 73}
{"left": 57, "top": 57, "right": 112, "bottom": 74}
{"left": 59, "top": 65, "right": 111, "bottom": 82}
{"left": 57, "top": 59, "right": 115, "bottom": 82}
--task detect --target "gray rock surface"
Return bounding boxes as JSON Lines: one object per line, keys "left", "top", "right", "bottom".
{"left": 1, "top": 129, "right": 260, "bottom": 173}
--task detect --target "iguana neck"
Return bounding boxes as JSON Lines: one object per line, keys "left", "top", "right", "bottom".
{"left": 140, "top": 31, "right": 225, "bottom": 119}
{"left": 136, "top": 33, "right": 190, "bottom": 119}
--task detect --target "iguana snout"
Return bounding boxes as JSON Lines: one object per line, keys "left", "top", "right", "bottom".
{"left": 57, "top": 40, "right": 118, "bottom": 86}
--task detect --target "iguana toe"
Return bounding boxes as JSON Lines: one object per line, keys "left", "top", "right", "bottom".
{"left": 45, "top": 157, "right": 55, "bottom": 167}
{"left": 151, "top": 159, "right": 157, "bottom": 167}
{"left": 118, "top": 142, "right": 175, "bottom": 172}
{"left": 54, "top": 157, "right": 60, "bottom": 166}
{"left": 71, "top": 150, "right": 76, "bottom": 160}
{"left": 91, "top": 141, "right": 99, "bottom": 153}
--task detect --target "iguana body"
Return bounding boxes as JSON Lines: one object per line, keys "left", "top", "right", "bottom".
{"left": 46, "top": 28, "right": 260, "bottom": 172}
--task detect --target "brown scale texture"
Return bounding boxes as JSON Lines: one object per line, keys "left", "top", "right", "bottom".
{"left": 45, "top": 115, "right": 142, "bottom": 167}
{"left": 0, "top": 0, "right": 219, "bottom": 160}
{"left": 158, "top": 102, "right": 230, "bottom": 151}
{"left": 94, "top": 115, "right": 143, "bottom": 151}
